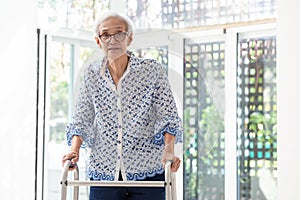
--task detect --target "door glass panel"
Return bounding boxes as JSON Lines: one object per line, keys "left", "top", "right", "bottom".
{"left": 237, "top": 35, "right": 277, "bottom": 200}
{"left": 46, "top": 40, "right": 95, "bottom": 200}
{"left": 47, "top": 41, "right": 72, "bottom": 199}
{"left": 184, "top": 38, "right": 225, "bottom": 199}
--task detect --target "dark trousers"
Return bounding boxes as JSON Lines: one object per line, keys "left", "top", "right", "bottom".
{"left": 89, "top": 173, "right": 165, "bottom": 200}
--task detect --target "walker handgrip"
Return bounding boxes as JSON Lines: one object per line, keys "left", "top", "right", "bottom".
{"left": 69, "top": 163, "right": 77, "bottom": 168}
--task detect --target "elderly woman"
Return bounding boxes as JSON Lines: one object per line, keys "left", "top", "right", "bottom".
{"left": 62, "top": 10, "right": 182, "bottom": 200}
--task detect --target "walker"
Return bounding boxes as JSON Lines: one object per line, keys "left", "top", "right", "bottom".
{"left": 60, "top": 160, "right": 177, "bottom": 200}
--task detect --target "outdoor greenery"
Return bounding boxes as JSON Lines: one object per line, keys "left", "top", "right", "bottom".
{"left": 184, "top": 104, "right": 225, "bottom": 198}
{"left": 248, "top": 111, "right": 277, "bottom": 159}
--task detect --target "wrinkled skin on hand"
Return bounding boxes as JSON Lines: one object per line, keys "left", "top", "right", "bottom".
{"left": 162, "top": 150, "right": 181, "bottom": 172}
{"left": 62, "top": 151, "right": 79, "bottom": 170}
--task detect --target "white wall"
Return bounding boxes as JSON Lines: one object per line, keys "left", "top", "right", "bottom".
{"left": 0, "top": 0, "right": 37, "bottom": 199}
{"left": 277, "top": 0, "right": 300, "bottom": 199}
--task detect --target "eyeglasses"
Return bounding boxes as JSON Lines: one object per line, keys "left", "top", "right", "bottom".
{"left": 98, "top": 32, "right": 129, "bottom": 43}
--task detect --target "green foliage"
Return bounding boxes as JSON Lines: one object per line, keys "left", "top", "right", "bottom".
{"left": 248, "top": 111, "right": 277, "bottom": 150}
{"left": 48, "top": 44, "right": 97, "bottom": 143}
{"left": 184, "top": 104, "right": 225, "bottom": 198}
{"left": 50, "top": 80, "right": 69, "bottom": 142}
{"left": 200, "top": 106, "right": 224, "bottom": 135}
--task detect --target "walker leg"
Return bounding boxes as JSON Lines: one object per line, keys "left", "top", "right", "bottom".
{"left": 61, "top": 160, "right": 71, "bottom": 200}
{"left": 171, "top": 172, "right": 177, "bottom": 200}
{"left": 165, "top": 161, "right": 172, "bottom": 200}
{"left": 61, "top": 160, "right": 80, "bottom": 200}
{"left": 165, "top": 161, "right": 177, "bottom": 200}
{"left": 61, "top": 183, "right": 67, "bottom": 200}
{"left": 73, "top": 164, "right": 79, "bottom": 200}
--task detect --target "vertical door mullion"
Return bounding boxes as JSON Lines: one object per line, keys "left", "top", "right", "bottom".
{"left": 168, "top": 32, "right": 184, "bottom": 200}
{"left": 224, "top": 30, "right": 238, "bottom": 200}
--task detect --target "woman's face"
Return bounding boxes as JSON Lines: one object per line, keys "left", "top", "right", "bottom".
{"left": 95, "top": 17, "right": 132, "bottom": 60}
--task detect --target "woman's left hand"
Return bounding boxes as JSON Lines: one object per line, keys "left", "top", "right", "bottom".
{"left": 162, "top": 151, "right": 181, "bottom": 172}
{"left": 170, "top": 156, "right": 181, "bottom": 172}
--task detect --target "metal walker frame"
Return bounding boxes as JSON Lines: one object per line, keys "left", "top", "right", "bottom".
{"left": 60, "top": 160, "right": 177, "bottom": 200}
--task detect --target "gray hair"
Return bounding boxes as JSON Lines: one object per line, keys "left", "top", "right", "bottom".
{"left": 94, "top": 10, "right": 135, "bottom": 36}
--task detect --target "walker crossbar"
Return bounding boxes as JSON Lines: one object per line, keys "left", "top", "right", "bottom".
{"left": 60, "top": 160, "right": 177, "bottom": 200}
{"left": 63, "top": 180, "right": 165, "bottom": 187}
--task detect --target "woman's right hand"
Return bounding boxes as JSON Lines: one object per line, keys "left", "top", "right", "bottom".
{"left": 62, "top": 151, "right": 79, "bottom": 170}
{"left": 62, "top": 136, "right": 83, "bottom": 170}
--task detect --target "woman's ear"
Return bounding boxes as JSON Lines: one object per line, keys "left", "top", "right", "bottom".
{"left": 95, "top": 36, "right": 102, "bottom": 48}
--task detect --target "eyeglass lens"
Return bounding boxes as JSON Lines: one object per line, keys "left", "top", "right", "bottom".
{"left": 100, "top": 32, "right": 127, "bottom": 43}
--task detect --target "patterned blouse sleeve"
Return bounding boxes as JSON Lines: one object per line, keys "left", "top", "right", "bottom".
{"left": 153, "top": 62, "right": 183, "bottom": 145}
{"left": 65, "top": 65, "right": 96, "bottom": 147}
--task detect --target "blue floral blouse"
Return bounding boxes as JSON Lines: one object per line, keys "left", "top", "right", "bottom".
{"left": 66, "top": 51, "right": 183, "bottom": 181}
